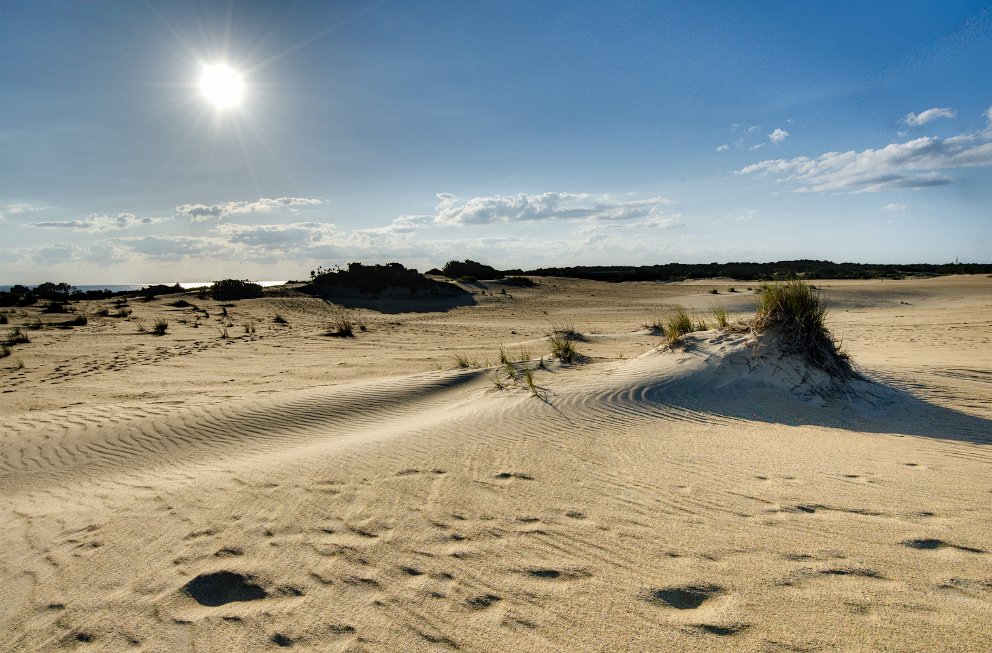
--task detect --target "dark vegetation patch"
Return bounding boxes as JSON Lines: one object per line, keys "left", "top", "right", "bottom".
{"left": 305, "top": 262, "right": 467, "bottom": 298}
{"left": 521, "top": 260, "right": 992, "bottom": 282}
{"left": 442, "top": 259, "right": 502, "bottom": 280}
{"left": 211, "top": 279, "right": 264, "bottom": 301}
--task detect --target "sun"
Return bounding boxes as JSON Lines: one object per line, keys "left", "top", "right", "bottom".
{"left": 199, "top": 63, "right": 244, "bottom": 109}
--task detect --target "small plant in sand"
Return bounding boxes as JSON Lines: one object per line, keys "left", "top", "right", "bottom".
{"left": 664, "top": 306, "right": 694, "bottom": 345}
{"left": 522, "top": 368, "right": 539, "bottom": 397}
{"left": 0, "top": 313, "right": 7, "bottom": 325}
{"left": 12, "top": 357, "right": 24, "bottom": 369}
{"left": 752, "top": 280, "right": 854, "bottom": 380}
{"left": 219, "top": 326, "right": 229, "bottom": 339}
{"left": 490, "top": 373, "right": 507, "bottom": 390}
{"left": 95, "top": 307, "right": 110, "bottom": 317}
{"left": 243, "top": 320, "right": 256, "bottom": 335}
{"left": 711, "top": 304, "right": 729, "bottom": 328}
{"left": 453, "top": 352, "right": 475, "bottom": 369}
{"left": 549, "top": 319, "right": 581, "bottom": 341}
{"left": 643, "top": 312, "right": 666, "bottom": 335}
{"left": 517, "top": 346, "right": 531, "bottom": 362}
{"left": 273, "top": 313, "right": 288, "bottom": 325}
{"left": 695, "top": 317, "right": 708, "bottom": 331}
{"left": 114, "top": 307, "right": 132, "bottom": 318}
{"left": 549, "top": 333, "right": 580, "bottom": 363}
{"left": 67, "top": 314, "right": 87, "bottom": 327}
{"left": 136, "top": 321, "right": 145, "bottom": 333}
{"left": 709, "top": 288, "right": 719, "bottom": 294}
{"left": 501, "top": 360, "right": 517, "bottom": 381}
{"left": 26, "top": 319, "right": 43, "bottom": 331}
{"left": 152, "top": 319, "right": 168, "bottom": 336}
{"left": 0, "top": 344, "right": 9, "bottom": 358}
{"left": 326, "top": 314, "right": 354, "bottom": 338}
{"left": 6, "top": 327, "right": 30, "bottom": 345}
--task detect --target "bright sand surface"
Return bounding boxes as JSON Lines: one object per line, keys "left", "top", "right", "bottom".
{"left": 1, "top": 275, "right": 990, "bottom": 651}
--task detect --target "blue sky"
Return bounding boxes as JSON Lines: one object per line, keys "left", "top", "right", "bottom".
{"left": 1, "top": 1, "right": 990, "bottom": 283}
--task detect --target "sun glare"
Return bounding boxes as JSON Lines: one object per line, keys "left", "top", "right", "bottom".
{"left": 199, "top": 63, "right": 244, "bottom": 109}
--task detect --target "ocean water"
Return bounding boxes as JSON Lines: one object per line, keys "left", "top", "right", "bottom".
{"left": 0, "top": 281, "right": 288, "bottom": 293}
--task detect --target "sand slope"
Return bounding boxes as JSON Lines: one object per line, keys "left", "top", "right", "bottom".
{"left": 1, "top": 276, "right": 991, "bottom": 651}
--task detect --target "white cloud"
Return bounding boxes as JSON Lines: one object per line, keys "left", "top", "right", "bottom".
{"left": 716, "top": 144, "right": 730, "bottom": 152}
{"left": 883, "top": 203, "right": 908, "bottom": 211}
{"left": 985, "top": 106, "right": 992, "bottom": 122}
{"left": 432, "top": 192, "right": 673, "bottom": 226}
{"left": 904, "top": 107, "right": 956, "bottom": 126}
{"left": 176, "top": 197, "right": 322, "bottom": 222}
{"left": 768, "top": 128, "right": 790, "bottom": 144}
{"left": 29, "top": 212, "right": 163, "bottom": 231}
{"left": 738, "top": 131, "right": 992, "bottom": 193}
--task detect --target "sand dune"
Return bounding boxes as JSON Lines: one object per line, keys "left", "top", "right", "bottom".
{"left": 1, "top": 275, "right": 990, "bottom": 651}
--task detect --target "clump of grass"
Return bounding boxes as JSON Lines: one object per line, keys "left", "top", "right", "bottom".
{"left": 152, "top": 319, "right": 168, "bottom": 336}
{"left": 95, "top": 307, "right": 110, "bottom": 317}
{"left": 517, "top": 346, "right": 531, "bottom": 362}
{"left": 644, "top": 312, "right": 666, "bottom": 335}
{"left": 490, "top": 373, "right": 507, "bottom": 390}
{"left": 549, "top": 319, "right": 581, "bottom": 341}
{"left": 42, "top": 302, "right": 68, "bottom": 314}
{"left": 753, "top": 280, "right": 853, "bottom": 379}
{"left": 709, "top": 288, "right": 719, "bottom": 294}
{"left": 26, "top": 319, "right": 43, "bottom": 331}
{"left": 67, "top": 315, "right": 87, "bottom": 327}
{"left": 0, "top": 313, "right": 7, "bottom": 325}
{"left": 453, "top": 352, "right": 475, "bottom": 368}
{"left": 501, "top": 360, "right": 517, "bottom": 381}
{"left": 326, "top": 314, "right": 354, "bottom": 338}
{"left": 549, "top": 333, "right": 580, "bottom": 363}
{"left": 0, "top": 344, "right": 9, "bottom": 358}
{"left": 522, "top": 368, "right": 540, "bottom": 397}
{"left": 219, "top": 326, "right": 229, "bottom": 339}
{"left": 113, "top": 307, "right": 132, "bottom": 318}
{"left": 6, "top": 327, "right": 30, "bottom": 344}
{"left": 136, "top": 321, "right": 145, "bottom": 333}
{"left": 665, "top": 306, "right": 694, "bottom": 345}
{"left": 728, "top": 287, "right": 737, "bottom": 293}
{"left": 243, "top": 320, "right": 256, "bottom": 334}
{"left": 273, "top": 313, "right": 288, "bottom": 324}
{"left": 12, "top": 357, "right": 24, "bottom": 369}
{"left": 711, "top": 304, "right": 729, "bottom": 328}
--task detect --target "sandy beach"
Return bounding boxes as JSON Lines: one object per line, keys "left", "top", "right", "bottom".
{"left": 1, "top": 275, "right": 990, "bottom": 652}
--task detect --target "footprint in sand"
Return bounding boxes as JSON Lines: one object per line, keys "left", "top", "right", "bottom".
{"left": 646, "top": 584, "right": 723, "bottom": 610}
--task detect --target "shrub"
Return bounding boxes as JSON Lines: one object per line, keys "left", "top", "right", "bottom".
{"left": 152, "top": 319, "right": 168, "bottom": 335}
{"left": 211, "top": 279, "right": 263, "bottom": 301}
{"left": 113, "top": 307, "right": 132, "bottom": 318}
{"left": 26, "top": 319, "right": 43, "bottom": 331}
{"left": 0, "top": 344, "right": 9, "bottom": 358}
{"left": 457, "top": 275, "right": 477, "bottom": 283}
{"left": 273, "top": 314, "right": 288, "bottom": 324}
{"left": 549, "top": 319, "right": 581, "bottom": 341}
{"left": 43, "top": 302, "right": 69, "bottom": 313}
{"left": 442, "top": 259, "right": 502, "bottom": 280}
{"left": 95, "top": 307, "right": 110, "bottom": 317}
{"left": 67, "top": 315, "right": 87, "bottom": 327}
{"left": 308, "top": 262, "right": 460, "bottom": 297}
{"left": 0, "top": 313, "right": 7, "bottom": 325}
{"left": 453, "top": 352, "right": 474, "bottom": 368}
{"left": 753, "top": 280, "right": 853, "bottom": 379}
{"left": 243, "top": 320, "right": 256, "bottom": 334}
{"left": 709, "top": 288, "right": 719, "bottom": 295}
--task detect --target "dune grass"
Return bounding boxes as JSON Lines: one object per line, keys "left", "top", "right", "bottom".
{"left": 0, "top": 344, "right": 9, "bottom": 358}
{"left": 710, "top": 304, "right": 729, "bottom": 328}
{"left": 549, "top": 333, "right": 580, "bottom": 363}
{"left": 5, "top": 327, "right": 29, "bottom": 345}
{"left": 753, "top": 280, "right": 853, "bottom": 379}
{"left": 152, "top": 319, "right": 168, "bottom": 336}
{"left": 326, "top": 314, "right": 354, "bottom": 338}
{"left": 665, "top": 306, "right": 694, "bottom": 345}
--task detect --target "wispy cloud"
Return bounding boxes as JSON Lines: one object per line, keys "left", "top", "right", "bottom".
{"left": 29, "top": 213, "right": 163, "bottom": 231}
{"left": 432, "top": 192, "right": 674, "bottom": 226}
{"left": 904, "top": 107, "right": 956, "bottom": 126}
{"left": 716, "top": 144, "right": 730, "bottom": 152}
{"left": 738, "top": 126, "right": 992, "bottom": 192}
{"left": 176, "top": 197, "right": 322, "bottom": 222}
{"left": 882, "top": 203, "right": 908, "bottom": 211}
{"left": 768, "top": 128, "right": 789, "bottom": 143}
